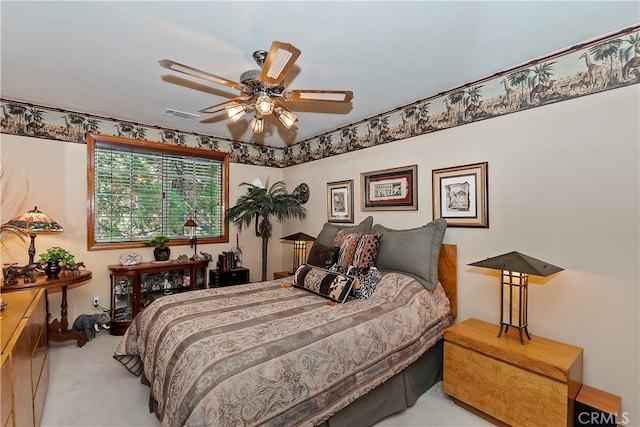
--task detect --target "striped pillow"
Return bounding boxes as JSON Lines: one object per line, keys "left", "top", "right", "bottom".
{"left": 333, "top": 230, "right": 383, "bottom": 269}
{"left": 293, "top": 264, "right": 356, "bottom": 303}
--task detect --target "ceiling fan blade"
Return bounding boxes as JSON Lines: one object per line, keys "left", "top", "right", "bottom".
{"left": 283, "top": 89, "right": 353, "bottom": 103}
{"left": 199, "top": 96, "right": 252, "bottom": 114}
{"left": 161, "top": 75, "right": 238, "bottom": 98}
{"left": 259, "top": 41, "right": 301, "bottom": 86}
{"left": 199, "top": 114, "right": 228, "bottom": 124}
{"left": 159, "top": 59, "right": 243, "bottom": 91}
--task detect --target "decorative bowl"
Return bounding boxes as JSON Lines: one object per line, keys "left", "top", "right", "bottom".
{"left": 119, "top": 252, "right": 142, "bottom": 266}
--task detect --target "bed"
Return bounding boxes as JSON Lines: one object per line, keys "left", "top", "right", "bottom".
{"left": 114, "top": 218, "right": 457, "bottom": 427}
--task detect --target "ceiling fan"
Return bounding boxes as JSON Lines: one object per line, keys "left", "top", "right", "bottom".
{"left": 160, "top": 41, "right": 353, "bottom": 134}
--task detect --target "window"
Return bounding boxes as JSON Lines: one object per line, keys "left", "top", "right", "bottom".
{"left": 87, "top": 134, "right": 229, "bottom": 250}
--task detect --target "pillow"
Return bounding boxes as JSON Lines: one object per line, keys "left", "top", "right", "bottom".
{"left": 371, "top": 218, "right": 447, "bottom": 291}
{"left": 306, "top": 242, "right": 340, "bottom": 268}
{"left": 333, "top": 230, "right": 383, "bottom": 269}
{"left": 293, "top": 264, "right": 357, "bottom": 303}
{"left": 314, "top": 216, "right": 374, "bottom": 247}
{"left": 331, "top": 265, "right": 382, "bottom": 299}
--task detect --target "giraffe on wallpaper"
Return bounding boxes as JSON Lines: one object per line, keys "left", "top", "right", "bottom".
{"left": 500, "top": 79, "right": 516, "bottom": 107}
{"left": 579, "top": 52, "right": 610, "bottom": 89}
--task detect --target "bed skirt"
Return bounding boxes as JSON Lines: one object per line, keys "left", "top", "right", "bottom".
{"left": 321, "top": 339, "right": 444, "bottom": 427}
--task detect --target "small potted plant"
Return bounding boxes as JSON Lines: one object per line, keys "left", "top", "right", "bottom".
{"left": 39, "top": 246, "right": 75, "bottom": 279}
{"left": 145, "top": 236, "right": 171, "bottom": 261}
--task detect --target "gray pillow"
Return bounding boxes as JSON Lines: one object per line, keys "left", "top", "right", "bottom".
{"left": 314, "top": 216, "right": 373, "bottom": 247}
{"left": 372, "top": 218, "right": 447, "bottom": 290}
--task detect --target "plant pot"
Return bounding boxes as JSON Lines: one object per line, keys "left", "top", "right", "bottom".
{"left": 44, "top": 260, "right": 62, "bottom": 279}
{"left": 153, "top": 245, "right": 171, "bottom": 262}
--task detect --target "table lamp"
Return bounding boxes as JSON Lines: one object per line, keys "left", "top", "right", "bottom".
{"left": 3, "top": 206, "right": 63, "bottom": 264}
{"left": 469, "top": 251, "right": 563, "bottom": 345}
{"left": 183, "top": 217, "right": 198, "bottom": 259}
{"left": 281, "top": 232, "right": 316, "bottom": 273}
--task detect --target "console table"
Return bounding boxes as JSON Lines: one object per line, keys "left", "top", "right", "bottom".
{"left": 107, "top": 260, "right": 208, "bottom": 335}
{"left": 1, "top": 270, "right": 93, "bottom": 347}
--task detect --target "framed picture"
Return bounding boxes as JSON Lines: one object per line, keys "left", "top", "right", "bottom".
{"left": 432, "top": 162, "right": 488, "bottom": 227}
{"left": 327, "top": 180, "right": 354, "bottom": 223}
{"left": 361, "top": 165, "right": 418, "bottom": 211}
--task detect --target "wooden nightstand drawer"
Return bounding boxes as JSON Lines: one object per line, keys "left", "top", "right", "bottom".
{"left": 443, "top": 318, "right": 583, "bottom": 426}
{"left": 445, "top": 342, "right": 567, "bottom": 425}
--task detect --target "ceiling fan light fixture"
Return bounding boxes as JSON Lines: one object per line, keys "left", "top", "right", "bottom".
{"left": 250, "top": 114, "right": 264, "bottom": 134}
{"left": 226, "top": 104, "right": 247, "bottom": 122}
{"left": 255, "top": 92, "right": 274, "bottom": 115}
{"left": 275, "top": 107, "right": 297, "bottom": 129}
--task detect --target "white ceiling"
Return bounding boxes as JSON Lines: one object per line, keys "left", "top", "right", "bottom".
{"left": 2, "top": 1, "right": 638, "bottom": 149}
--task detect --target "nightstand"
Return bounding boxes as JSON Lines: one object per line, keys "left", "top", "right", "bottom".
{"left": 209, "top": 267, "right": 250, "bottom": 287}
{"left": 273, "top": 271, "right": 293, "bottom": 279}
{"left": 443, "top": 318, "right": 583, "bottom": 426}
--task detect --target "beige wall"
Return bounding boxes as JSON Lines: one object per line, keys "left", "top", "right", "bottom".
{"left": 282, "top": 85, "right": 640, "bottom": 424}
{"left": 1, "top": 84, "right": 638, "bottom": 423}
{"left": 0, "top": 139, "right": 284, "bottom": 328}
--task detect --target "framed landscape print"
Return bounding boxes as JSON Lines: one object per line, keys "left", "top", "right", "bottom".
{"left": 327, "top": 180, "right": 354, "bottom": 223}
{"left": 432, "top": 162, "right": 488, "bottom": 227}
{"left": 361, "top": 165, "right": 418, "bottom": 211}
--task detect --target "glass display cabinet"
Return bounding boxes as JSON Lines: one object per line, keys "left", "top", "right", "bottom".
{"left": 108, "top": 259, "right": 208, "bottom": 335}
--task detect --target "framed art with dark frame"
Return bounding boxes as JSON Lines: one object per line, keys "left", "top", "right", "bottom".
{"left": 361, "top": 165, "right": 418, "bottom": 211}
{"left": 432, "top": 162, "right": 488, "bottom": 227}
{"left": 327, "top": 180, "right": 354, "bottom": 223}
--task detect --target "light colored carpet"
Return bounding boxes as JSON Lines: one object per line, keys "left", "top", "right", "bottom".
{"left": 41, "top": 332, "right": 491, "bottom": 427}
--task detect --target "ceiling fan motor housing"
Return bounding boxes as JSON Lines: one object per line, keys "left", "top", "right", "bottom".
{"left": 240, "top": 69, "right": 284, "bottom": 95}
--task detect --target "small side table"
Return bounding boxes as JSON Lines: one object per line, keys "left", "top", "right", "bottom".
{"left": 209, "top": 267, "right": 250, "bottom": 287}
{"left": 1, "top": 270, "right": 93, "bottom": 347}
{"left": 274, "top": 271, "right": 294, "bottom": 279}
{"left": 575, "top": 385, "right": 622, "bottom": 426}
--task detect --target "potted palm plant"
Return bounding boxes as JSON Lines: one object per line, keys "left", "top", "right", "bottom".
{"left": 225, "top": 180, "right": 306, "bottom": 281}
{"left": 145, "top": 236, "right": 171, "bottom": 261}
{"left": 39, "top": 246, "right": 75, "bottom": 279}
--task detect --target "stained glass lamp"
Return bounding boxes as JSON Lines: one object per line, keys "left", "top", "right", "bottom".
{"left": 3, "top": 206, "right": 63, "bottom": 264}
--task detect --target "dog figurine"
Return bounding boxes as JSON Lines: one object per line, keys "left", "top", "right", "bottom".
{"left": 72, "top": 312, "right": 110, "bottom": 341}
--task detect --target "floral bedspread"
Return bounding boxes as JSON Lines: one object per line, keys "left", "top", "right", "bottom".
{"left": 114, "top": 273, "right": 452, "bottom": 427}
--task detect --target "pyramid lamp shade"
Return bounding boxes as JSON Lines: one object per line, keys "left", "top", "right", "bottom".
{"left": 3, "top": 206, "right": 63, "bottom": 264}
{"left": 281, "top": 232, "right": 316, "bottom": 273}
{"left": 469, "top": 251, "right": 563, "bottom": 345}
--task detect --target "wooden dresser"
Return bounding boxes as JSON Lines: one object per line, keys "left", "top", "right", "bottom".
{"left": 443, "top": 318, "right": 583, "bottom": 426}
{"left": 1, "top": 289, "right": 49, "bottom": 427}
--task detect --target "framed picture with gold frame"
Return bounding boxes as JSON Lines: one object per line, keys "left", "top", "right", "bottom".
{"left": 327, "top": 180, "right": 353, "bottom": 223}
{"left": 432, "top": 162, "right": 489, "bottom": 227}
{"left": 361, "top": 165, "right": 418, "bottom": 211}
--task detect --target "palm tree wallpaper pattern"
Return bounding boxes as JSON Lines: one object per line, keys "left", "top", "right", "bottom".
{"left": 1, "top": 26, "right": 639, "bottom": 168}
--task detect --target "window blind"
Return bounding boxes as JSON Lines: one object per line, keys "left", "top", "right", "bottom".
{"left": 93, "top": 144, "right": 223, "bottom": 243}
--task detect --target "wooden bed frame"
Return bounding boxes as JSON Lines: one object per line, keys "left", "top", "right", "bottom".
{"left": 438, "top": 243, "right": 458, "bottom": 319}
